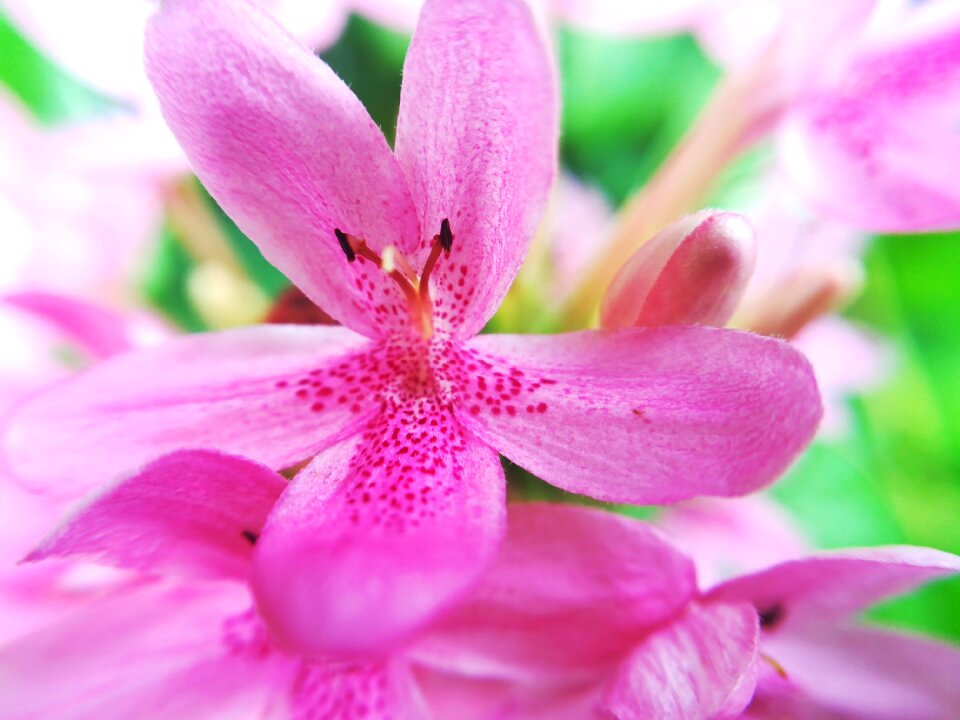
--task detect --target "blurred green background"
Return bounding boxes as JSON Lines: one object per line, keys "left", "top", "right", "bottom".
{"left": 2, "top": 11, "right": 958, "bottom": 642}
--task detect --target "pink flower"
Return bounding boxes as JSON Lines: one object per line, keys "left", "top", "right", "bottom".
{"left": 3, "top": 0, "right": 821, "bottom": 658}
{"left": 0, "top": 293, "right": 170, "bottom": 646}
{"left": 3, "top": 451, "right": 434, "bottom": 718}
{"left": 419, "top": 502, "right": 960, "bottom": 719}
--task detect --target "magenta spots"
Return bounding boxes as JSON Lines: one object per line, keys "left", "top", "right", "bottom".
{"left": 221, "top": 607, "right": 273, "bottom": 660}
{"left": 267, "top": 337, "right": 557, "bottom": 535}
{"left": 293, "top": 662, "right": 399, "bottom": 720}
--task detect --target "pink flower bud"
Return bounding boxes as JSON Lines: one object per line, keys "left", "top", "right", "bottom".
{"left": 599, "top": 210, "right": 757, "bottom": 330}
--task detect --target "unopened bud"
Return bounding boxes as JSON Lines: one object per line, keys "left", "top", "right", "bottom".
{"left": 599, "top": 210, "right": 756, "bottom": 330}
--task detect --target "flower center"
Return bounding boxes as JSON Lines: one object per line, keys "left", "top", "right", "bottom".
{"left": 334, "top": 219, "right": 454, "bottom": 339}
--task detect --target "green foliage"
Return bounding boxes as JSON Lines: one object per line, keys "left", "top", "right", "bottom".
{"left": 559, "top": 31, "right": 719, "bottom": 203}
{"left": 0, "top": 11, "right": 112, "bottom": 122}
{"left": 141, "top": 225, "right": 208, "bottom": 333}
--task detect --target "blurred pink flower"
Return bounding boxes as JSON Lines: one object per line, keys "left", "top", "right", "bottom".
{"left": 0, "top": 94, "right": 168, "bottom": 303}
{"left": 657, "top": 496, "right": 810, "bottom": 589}
{"left": 3, "top": 0, "right": 820, "bottom": 660}
{"left": 699, "top": 0, "right": 960, "bottom": 232}
{"left": 0, "top": 293, "right": 170, "bottom": 646}
{"left": 421, "top": 502, "right": 960, "bottom": 720}
{"left": 3, "top": 451, "right": 434, "bottom": 719}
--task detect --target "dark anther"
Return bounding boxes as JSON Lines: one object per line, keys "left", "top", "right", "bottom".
{"left": 758, "top": 603, "right": 785, "bottom": 630}
{"left": 241, "top": 529, "right": 259, "bottom": 545}
{"left": 334, "top": 228, "right": 355, "bottom": 262}
{"left": 439, "top": 218, "right": 454, "bottom": 253}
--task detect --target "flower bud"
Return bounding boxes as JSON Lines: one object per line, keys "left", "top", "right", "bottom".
{"left": 599, "top": 210, "right": 757, "bottom": 330}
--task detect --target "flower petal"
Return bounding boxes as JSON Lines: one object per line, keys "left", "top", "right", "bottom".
{"left": 252, "top": 414, "right": 505, "bottom": 657}
{"left": 416, "top": 503, "right": 696, "bottom": 681}
{"left": 3, "top": 291, "right": 170, "bottom": 361}
{"left": 27, "top": 450, "right": 286, "bottom": 580}
{"left": 3, "top": 325, "right": 375, "bottom": 496}
{"left": 0, "top": 581, "right": 287, "bottom": 720}
{"left": 602, "top": 601, "right": 760, "bottom": 720}
{"left": 145, "top": 0, "right": 421, "bottom": 337}
{"left": 293, "top": 661, "right": 429, "bottom": 719}
{"left": 707, "top": 546, "right": 960, "bottom": 626}
{"left": 781, "top": 18, "right": 960, "bottom": 232}
{"left": 757, "top": 623, "right": 960, "bottom": 720}
{"left": 394, "top": 0, "right": 557, "bottom": 338}
{"left": 459, "top": 327, "right": 822, "bottom": 504}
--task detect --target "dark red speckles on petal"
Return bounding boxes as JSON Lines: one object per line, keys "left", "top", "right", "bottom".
{"left": 441, "top": 347, "right": 558, "bottom": 424}
{"left": 292, "top": 662, "right": 399, "bottom": 720}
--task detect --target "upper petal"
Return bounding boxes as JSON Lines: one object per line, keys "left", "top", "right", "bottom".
{"left": 707, "top": 546, "right": 960, "bottom": 626}
{"left": 252, "top": 408, "right": 505, "bottom": 658}
{"left": 416, "top": 503, "right": 696, "bottom": 682}
{"left": 602, "top": 601, "right": 760, "bottom": 720}
{"left": 781, "top": 17, "right": 960, "bottom": 232}
{"left": 394, "top": 0, "right": 558, "bottom": 338}
{"left": 3, "top": 325, "right": 374, "bottom": 496}
{"left": 145, "top": 0, "right": 421, "bottom": 337}
{"left": 27, "top": 450, "right": 286, "bottom": 581}
{"left": 459, "top": 327, "right": 822, "bottom": 504}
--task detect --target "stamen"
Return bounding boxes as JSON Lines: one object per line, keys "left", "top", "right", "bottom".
{"left": 334, "top": 228, "right": 355, "bottom": 262}
{"left": 758, "top": 603, "right": 784, "bottom": 629}
{"left": 760, "top": 652, "right": 789, "bottom": 679}
{"left": 439, "top": 217, "right": 454, "bottom": 253}
{"left": 417, "top": 219, "right": 455, "bottom": 339}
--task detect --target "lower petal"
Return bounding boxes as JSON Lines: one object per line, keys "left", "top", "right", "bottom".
{"left": 0, "top": 581, "right": 288, "bottom": 720}
{"left": 757, "top": 623, "right": 960, "bottom": 720}
{"left": 460, "top": 327, "right": 821, "bottom": 504}
{"left": 415, "top": 502, "right": 696, "bottom": 682}
{"left": 252, "top": 408, "right": 505, "bottom": 658}
{"left": 602, "top": 601, "right": 760, "bottom": 720}
{"left": 27, "top": 450, "right": 287, "bottom": 581}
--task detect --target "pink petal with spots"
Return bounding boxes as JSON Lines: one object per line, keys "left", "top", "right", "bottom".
{"left": 145, "top": 0, "right": 421, "bottom": 338}
{"left": 599, "top": 210, "right": 757, "bottom": 331}
{"left": 781, "top": 18, "right": 960, "bottom": 231}
{"left": 707, "top": 546, "right": 960, "bottom": 627}
{"left": 3, "top": 325, "right": 375, "bottom": 496}
{"left": 0, "top": 581, "right": 289, "bottom": 720}
{"left": 3, "top": 291, "right": 170, "bottom": 361}
{"left": 459, "top": 327, "right": 822, "bottom": 504}
{"left": 27, "top": 451, "right": 286, "bottom": 581}
{"left": 394, "top": 0, "right": 557, "bottom": 338}
{"left": 756, "top": 623, "right": 960, "bottom": 720}
{"left": 416, "top": 503, "right": 696, "bottom": 682}
{"left": 293, "top": 660, "right": 429, "bottom": 720}
{"left": 601, "top": 601, "right": 760, "bottom": 720}
{"left": 253, "top": 417, "right": 505, "bottom": 657}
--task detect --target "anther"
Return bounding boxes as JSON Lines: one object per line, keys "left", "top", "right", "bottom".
{"left": 439, "top": 217, "right": 454, "bottom": 253}
{"left": 758, "top": 603, "right": 784, "bottom": 630}
{"left": 334, "top": 228, "right": 356, "bottom": 262}
{"left": 241, "top": 529, "right": 259, "bottom": 545}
